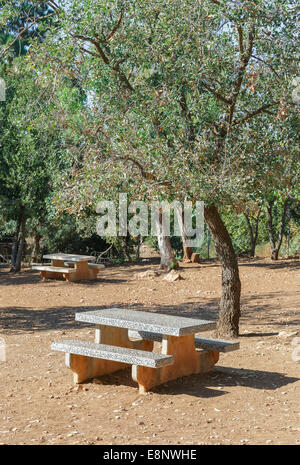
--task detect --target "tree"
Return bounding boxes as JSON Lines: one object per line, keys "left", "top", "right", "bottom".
{"left": 232, "top": 104, "right": 299, "bottom": 260}
{"left": 0, "top": 1, "right": 56, "bottom": 58}
{"left": 25, "top": 0, "right": 299, "bottom": 337}
{"left": 0, "top": 58, "right": 69, "bottom": 271}
{"left": 266, "top": 198, "right": 289, "bottom": 260}
{"left": 244, "top": 207, "right": 262, "bottom": 258}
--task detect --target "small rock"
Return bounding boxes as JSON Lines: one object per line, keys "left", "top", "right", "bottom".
{"left": 133, "top": 270, "right": 160, "bottom": 280}
{"left": 163, "top": 270, "right": 184, "bottom": 282}
{"left": 278, "top": 330, "right": 299, "bottom": 339}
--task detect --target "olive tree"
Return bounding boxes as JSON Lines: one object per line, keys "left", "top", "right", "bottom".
{"left": 25, "top": 0, "right": 299, "bottom": 336}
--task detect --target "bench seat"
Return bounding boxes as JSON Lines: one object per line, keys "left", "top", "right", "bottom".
{"left": 63, "top": 262, "right": 105, "bottom": 269}
{"left": 51, "top": 339, "right": 174, "bottom": 369}
{"left": 87, "top": 263, "right": 105, "bottom": 269}
{"left": 32, "top": 265, "right": 75, "bottom": 274}
{"left": 128, "top": 330, "right": 239, "bottom": 352}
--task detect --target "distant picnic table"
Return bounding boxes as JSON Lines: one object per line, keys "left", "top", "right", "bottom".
{"left": 32, "top": 253, "right": 104, "bottom": 282}
{"left": 51, "top": 308, "right": 240, "bottom": 393}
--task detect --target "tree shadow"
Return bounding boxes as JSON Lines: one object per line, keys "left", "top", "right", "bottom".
{"left": 238, "top": 258, "right": 300, "bottom": 271}
{"left": 239, "top": 332, "right": 279, "bottom": 337}
{"left": 240, "top": 292, "right": 300, "bottom": 328}
{"left": 0, "top": 305, "right": 105, "bottom": 334}
{"left": 0, "top": 268, "right": 127, "bottom": 286}
{"left": 1, "top": 288, "right": 299, "bottom": 334}
{"left": 0, "top": 268, "right": 42, "bottom": 286}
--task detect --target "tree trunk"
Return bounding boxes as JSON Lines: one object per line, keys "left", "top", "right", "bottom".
{"left": 11, "top": 216, "right": 26, "bottom": 272}
{"left": 157, "top": 232, "right": 176, "bottom": 270}
{"left": 135, "top": 235, "right": 143, "bottom": 260}
{"left": 10, "top": 216, "right": 21, "bottom": 271}
{"left": 204, "top": 205, "right": 241, "bottom": 338}
{"left": 182, "top": 246, "right": 193, "bottom": 262}
{"left": 207, "top": 228, "right": 211, "bottom": 259}
{"left": 267, "top": 200, "right": 288, "bottom": 260}
{"left": 31, "top": 233, "right": 42, "bottom": 263}
{"left": 244, "top": 208, "right": 261, "bottom": 258}
{"left": 180, "top": 222, "right": 193, "bottom": 262}
{"left": 123, "top": 234, "right": 132, "bottom": 262}
{"left": 176, "top": 207, "right": 193, "bottom": 262}
{"left": 156, "top": 210, "right": 177, "bottom": 270}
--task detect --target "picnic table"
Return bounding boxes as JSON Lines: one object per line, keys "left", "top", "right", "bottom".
{"left": 51, "top": 308, "right": 239, "bottom": 393}
{"left": 32, "top": 253, "right": 104, "bottom": 282}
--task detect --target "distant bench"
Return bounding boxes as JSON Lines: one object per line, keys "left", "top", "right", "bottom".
{"left": 32, "top": 265, "right": 75, "bottom": 281}
{"left": 63, "top": 261, "right": 105, "bottom": 270}
{"left": 33, "top": 253, "right": 104, "bottom": 282}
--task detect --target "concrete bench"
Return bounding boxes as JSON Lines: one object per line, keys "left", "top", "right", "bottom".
{"left": 32, "top": 265, "right": 74, "bottom": 274}
{"left": 51, "top": 339, "right": 174, "bottom": 372}
{"left": 128, "top": 330, "right": 240, "bottom": 352}
{"left": 64, "top": 261, "right": 105, "bottom": 270}
{"left": 87, "top": 263, "right": 105, "bottom": 269}
{"left": 51, "top": 309, "right": 232, "bottom": 393}
{"left": 32, "top": 265, "right": 75, "bottom": 281}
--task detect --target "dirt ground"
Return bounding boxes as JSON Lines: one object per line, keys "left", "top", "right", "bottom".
{"left": 0, "top": 255, "right": 299, "bottom": 445}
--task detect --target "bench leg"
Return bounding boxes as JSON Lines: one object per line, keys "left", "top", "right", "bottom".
{"left": 40, "top": 270, "right": 65, "bottom": 280}
{"left": 73, "top": 261, "right": 98, "bottom": 281}
{"left": 132, "top": 334, "right": 219, "bottom": 394}
{"left": 66, "top": 326, "right": 154, "bottom": 384}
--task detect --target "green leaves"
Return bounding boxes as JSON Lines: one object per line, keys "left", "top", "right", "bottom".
{"left": 1, "top": 0, "right": 298, "bottom": 221}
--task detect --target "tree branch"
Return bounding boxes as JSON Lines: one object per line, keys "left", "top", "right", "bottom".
{"left": 79, "top": 46, "right": 99, "bottom": 58}
{"left": 104, "top": 8, "right": 124, "bottom": 42}
{"left": 237, "top": 26, "right": 244, "bottom": 55}
{"left": 227, "top": 25, "right": 255, "bottom": 125}
{"left": 0, "top": 12, "right": 57, "bottom": 58}
{"left": 74, "top": 34, "right": 134, "bottom": 91}
{"left": 199, "top": 80, "right": 231, "bottom": 105}
{"left": 115, "top": 156, "right": 171, "bottom": 186}
{"left": 251, "top": 54, "right": 280, "bottom": 82}
{"left": 179, "top": 87, "right": 196, "bottom": 141}
{"left": 232, "top": 101, "right": 279, "bottom": 126}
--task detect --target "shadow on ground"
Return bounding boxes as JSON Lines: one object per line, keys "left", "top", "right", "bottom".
{"left": 0, "top": 267, "right": 128, "bottom": 286}
{"left": 1, "top": 290, "right": 299, "bottom": 334}
{"left": 87, "top": 365, "right": 300, "bottom": 398}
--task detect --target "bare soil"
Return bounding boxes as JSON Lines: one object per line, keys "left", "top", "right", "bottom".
{"left": 0, "top": 255, "right": 299, "bottom": 445}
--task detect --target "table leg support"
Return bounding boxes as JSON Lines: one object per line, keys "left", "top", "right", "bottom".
{"left": 65, "top": 326, "right": 154, "bottom": 384}
{"left": 73, "top": 261, "right": 97, "bottom": 281}
{"left": 132, "top": 335, "right": 220, "bottom": 394}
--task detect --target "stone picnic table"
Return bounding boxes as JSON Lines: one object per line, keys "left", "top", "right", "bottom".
{"left": 51, "top": 308, "right": 239, "bottom": 393}
{"left": 32, "top": 253, "right": 103, "bottom": 282}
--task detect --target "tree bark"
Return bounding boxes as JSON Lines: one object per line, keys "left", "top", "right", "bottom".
{"left": 31, "top": 233, "right": 42, "bottom": 263}
{"left": 244, "top": 208, "right": 261, "bottom": 258}
{"left": 174, "top": 206, "right": 193, "bottom": 262}
{"left": 204, "top": 205, "right": 241, "bottom": 338}
{"left": 135, "top": 235, "right": 143, "bottom": 260}
{"left": 182, "top": 246, "right": 193, "bottom": 262}
{"left": 179, "top": 210, "right": 193, "bottom": 262}
{"left": 267, "top": 200, "right": 288, "bottom": 260}
{"left": 10, "top": 216, "right": 21, "bottom": 271}
{"left": 156, "top": 210, "right": 177, "bottom": 270}
{"left": 123, "top": 234, "right": 132, "bottom": 262}
{"left": 11, "top": 216, "right": 26, "bottom": 272}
